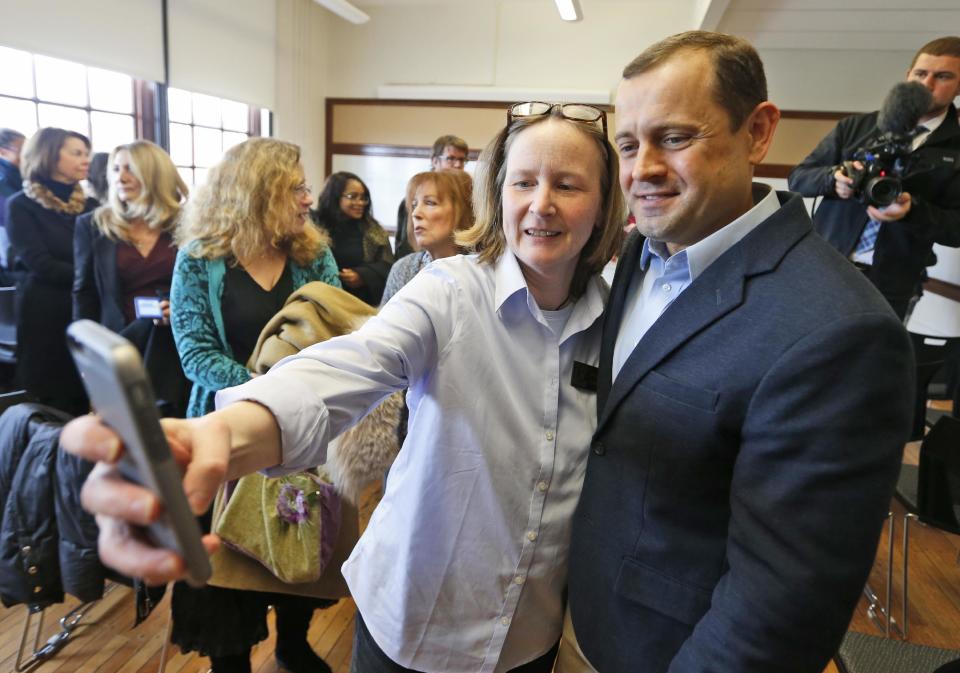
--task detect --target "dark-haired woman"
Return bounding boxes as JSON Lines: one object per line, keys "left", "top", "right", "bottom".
{"left": 6, "top": 127, "right": 96, "bottom": 414}
{"left": 312, "top": 171, "right": 393, "bottom": 305}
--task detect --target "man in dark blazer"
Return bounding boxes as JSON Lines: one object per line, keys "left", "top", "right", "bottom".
{"left": 788, "top": 36, "right": 960, "bottom": 320}
{"left": 561, "top": 32, "right": 915, "bottom": 673}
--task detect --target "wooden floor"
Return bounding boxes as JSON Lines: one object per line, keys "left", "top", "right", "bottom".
{"left": 4, "top": 407, "right": 960, "bottom": 673}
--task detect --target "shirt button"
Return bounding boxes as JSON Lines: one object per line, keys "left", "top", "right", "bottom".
{"left": 527, "top": 531, "right": 538, "bottom": 541}
{"left": 501, "top": 616, "right": 511, "bottom": 626}
{"left": 514, "top": 576, "right": 525, "bottom": 585}
{"left": 662, "top": 283, "right": 672, "bottom": 292}
{"left": 592, "top": 440, "right": 606, "bottom": 456}
{"left": 546, "top": 431, "right": 554, "bottom": 441}
{"left": 537, "top": 481, "right": 548, "bottom": 492}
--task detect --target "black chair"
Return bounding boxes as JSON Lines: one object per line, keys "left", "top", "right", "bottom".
{"left": 0, "top": 285, "right": 15, "bottom": 365}
{"left": 892, "top": 415, "right": 960, "bottom": 638}
{"left": 835, "top": 631, "right": 960, "bottom": 673}
{"left": 908, "top": 332, "right": 960, "bottom": 441}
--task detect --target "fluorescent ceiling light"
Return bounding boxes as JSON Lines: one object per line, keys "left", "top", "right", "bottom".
{"left": 554, "top": 0, "right": 582, "bottom": 22}
{"left": 314, "top": 0, "right": 370, "bottom": 24}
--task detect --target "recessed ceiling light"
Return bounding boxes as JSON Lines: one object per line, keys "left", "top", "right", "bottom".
{"left": 554, "top": 0, "right": 582, "bottom": 22}
{"left": 314, "top": 0, "right": 370, "bottom": 25}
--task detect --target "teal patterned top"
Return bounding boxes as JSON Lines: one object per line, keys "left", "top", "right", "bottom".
{"left": 170, "top": 245, "right": 341, "bottom": 418}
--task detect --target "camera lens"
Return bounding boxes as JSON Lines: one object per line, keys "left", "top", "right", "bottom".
{"left": 864, "top": 176, "right": 901, "bottom": 208}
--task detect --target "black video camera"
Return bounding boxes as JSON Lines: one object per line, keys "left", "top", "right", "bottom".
{"left": 841, "top": 82, "right": 933, "bottom": 208}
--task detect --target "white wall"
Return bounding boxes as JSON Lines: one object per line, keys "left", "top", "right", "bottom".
{"left": 325, "top": 1, "right": 691, "bottom": 100}
{"left": 761, "top": 48, "right": 914, "bottom": 112}
{"left": 273, "top": 0, "right": 331, "bottom": 189}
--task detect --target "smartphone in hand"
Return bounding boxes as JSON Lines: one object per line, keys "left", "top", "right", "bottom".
{"left": 67, "top": 320, "right": 211, "bottom": 586}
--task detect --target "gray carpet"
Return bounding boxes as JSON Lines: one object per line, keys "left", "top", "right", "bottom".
{"left": 837, "top": 631, "right": 960, "bottom": 673}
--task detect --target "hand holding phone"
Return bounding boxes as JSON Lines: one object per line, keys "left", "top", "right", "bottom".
{"left": 66, "top": 320, "right": 214, "bottom": 585}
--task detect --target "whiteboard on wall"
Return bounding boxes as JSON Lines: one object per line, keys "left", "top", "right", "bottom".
{"left": 331, "top": 154, "right": 476, "bottom": 242}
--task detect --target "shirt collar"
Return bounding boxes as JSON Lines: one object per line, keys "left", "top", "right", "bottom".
{"left": 640, "top": 183, "right": 778, "bottom": 281}
{"left": 918, "top": 108, "right": 948, "bottom": 135}
{"left": 493, "top": 251, "right": 605, "bottom": 342}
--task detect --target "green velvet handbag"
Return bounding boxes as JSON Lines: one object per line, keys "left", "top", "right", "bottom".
{"left": 213, "top": 469, "right": 342, "bottom": 584}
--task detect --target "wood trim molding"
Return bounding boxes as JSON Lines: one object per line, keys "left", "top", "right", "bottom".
{"left": 924, "top": 277, "right": 960, "bottom": 303}
{"left": 755, "top": 164, "right": 794, "bottom": 179}
{"left": 322, "top": 97, "right": 862, "bottom": 181}
{"left": 330, "top": 142, "right": 481, "bottom": 161}
{"left": 326, "top": 97, "right": 614, "bottom": 112}
{"left": 779, "top": 110, "right": 858, "bottom": 121}
{"left": 325, "top": 98, "right": 334, "bottom": 177}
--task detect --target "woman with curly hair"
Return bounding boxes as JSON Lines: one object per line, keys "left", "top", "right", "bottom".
{"left": 6, "top": 127, "right": 97, "bottom": 414}
{"left": 312, "top": 171, "right": 393, "bottom": 305}
{"left": 169, "top": 137, "right": 341, "bottom": 673}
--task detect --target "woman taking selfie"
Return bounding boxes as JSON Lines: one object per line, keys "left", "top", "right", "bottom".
{"left": 7, "top": 127, "right": 96, "bottom": 414}
{"left": 64, "top": 102, "right": 624, "bottom": 672}
{"left": 312, "top": 171, "right": 393, "bottom": 305}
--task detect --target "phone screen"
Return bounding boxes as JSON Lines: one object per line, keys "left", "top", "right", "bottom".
{"left": 134, "top": 296, "right": 164, "bottom": 319}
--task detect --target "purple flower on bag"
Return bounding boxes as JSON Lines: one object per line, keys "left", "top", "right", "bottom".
{"left": 277, "top": 482, "right": 310, "bottom": 524}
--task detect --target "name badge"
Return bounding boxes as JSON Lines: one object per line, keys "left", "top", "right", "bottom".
{"left": 571, "top": 361, "right": 598, "bottom": 392}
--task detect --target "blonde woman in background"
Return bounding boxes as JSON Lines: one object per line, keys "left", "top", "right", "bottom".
{"left": 73, "top": 140, "right": 186, "bottom": 331}
{"left": 73, "top": 140, "right": 189, "bottom": 416}
{"left": 168, "top": 137, "right": 340, "bottom": 673}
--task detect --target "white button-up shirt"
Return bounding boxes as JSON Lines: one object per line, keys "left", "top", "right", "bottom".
{"left": 217, "top": 252, "right": 606, "bottom": 673}
{"left": 613, "top": 184, "right": 779, "bottom": 379}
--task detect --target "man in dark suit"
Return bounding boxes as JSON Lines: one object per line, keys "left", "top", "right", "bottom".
{"left": 560, "top": 31, "right": 915, "bottom": 673}
{"left": 788, "top": 36, "right": 960, "bottom": 320}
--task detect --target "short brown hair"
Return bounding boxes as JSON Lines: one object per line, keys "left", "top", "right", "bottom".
{"left": 457, "top": 109, "right": 625, "bottom": 300}
{"left": 622, "top": 31, "right": 767, "bottom": 131}
{"left": 20, "top": 127, "right": 90, "bottom": 182}
{"left": 405, "top": 169, "right": 474, "bottom": 250}
{"left": 911, "top": 36, "right": 960, "bottom": 69}
{"left": 0, "top": 129, "right": 24, "bottom": 151}
{"left": 431, "top": 134, "right": 468, "bottom": 160}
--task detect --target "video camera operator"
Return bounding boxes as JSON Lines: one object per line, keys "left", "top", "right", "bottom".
{"left": 789, "top": 36, "right": 960, "bottom": 320}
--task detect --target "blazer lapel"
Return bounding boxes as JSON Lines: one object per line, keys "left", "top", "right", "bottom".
{"left": 94, "top": 234, "right": 119, "bottom": 315}
{"left": 597, "top": 231, "right": 644, "bottom": 414}
{"left": 596, "top": 192, "right": 812, "bottom": 433}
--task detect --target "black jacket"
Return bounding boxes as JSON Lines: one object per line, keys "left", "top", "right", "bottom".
{"left": 788, "top": 104, "right": 960, "bottom": 317}
{"left": 0, "top": 159, "right": 22, "bottom": 275}
{"left": 72, "top": 211, "right": 127, "bottom": 332}
{"left": 0, "top": 403, "right": 105, "bottom": 607}
{"left": 5, "top": 192, "right": 96, "bottom": 409}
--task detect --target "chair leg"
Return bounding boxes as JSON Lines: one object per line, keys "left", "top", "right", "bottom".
{"left": 15, "top": 605, "right": 45, "bottom": 672}
{"left": 903, "top": 513, "right": 919, "bottom": 639}
{"left": 157, "top": 590, "right": 174, "bottom": 673}
{"left": 886, "top": 510, "right": 896, "bottom": 637}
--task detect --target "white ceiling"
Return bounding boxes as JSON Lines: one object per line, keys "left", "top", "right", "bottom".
{"left": 349, "top": 0, "right": 959, "bottom": 54}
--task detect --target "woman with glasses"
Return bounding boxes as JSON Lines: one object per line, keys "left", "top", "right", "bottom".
{"left": 167, "top": 137, "right": 341, "bottom": 673}
{"left": 312, "top": 171, "right": 394, "bottom": 305}
{"left": 62, "top": 102, "right": 624, "bottom": 673}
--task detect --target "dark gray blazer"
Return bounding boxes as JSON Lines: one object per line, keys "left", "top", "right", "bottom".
{"left": 72, "top": 211, "right": 127, "bottom": 332}
{"left": 569, "top": 190, "right": 914, "bottom": 673}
